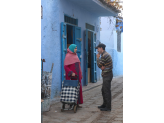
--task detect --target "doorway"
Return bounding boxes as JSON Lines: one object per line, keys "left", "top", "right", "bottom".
{"left": 87, "top": 31, "right": 92, "bottom": 83}
{"left": 61, "top": 22, "right": 82, "bottom": 83}
{"left": 85, "top": 29, "right": 97, "bottom": 86}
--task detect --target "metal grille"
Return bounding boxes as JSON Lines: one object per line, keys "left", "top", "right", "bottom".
{"left": 86, "top": 23, "right": 95, "bottom": 31}
{"left": 64, "top": 15, "right": 78, "bottom": 25}
{"left": 117, "top": 31, "right": 121, "bottom": 52}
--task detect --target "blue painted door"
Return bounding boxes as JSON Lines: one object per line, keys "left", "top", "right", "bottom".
{"left": 74, "top": 26, "right": 81, "bottom": 63}
{"left": 61, "top": 22, "right": 67, "bottom": 83}
{"left": 91, "top": 33, "right": 97, "bottom": 83}
{"left": 85, "top": 29, "right": 89, "bottom": 86}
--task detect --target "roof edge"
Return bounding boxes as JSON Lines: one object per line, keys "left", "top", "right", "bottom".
{"left": 98, "top": 0, "right": 121, "bottom": 13}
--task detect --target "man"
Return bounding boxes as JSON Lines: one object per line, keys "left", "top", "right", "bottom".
{"left": 96, "top": 43, "right": 113, "bottom": 111}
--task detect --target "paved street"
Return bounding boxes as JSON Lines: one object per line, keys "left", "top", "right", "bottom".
{"left": 43, "top": 76, "right": 123, "bottom": 123}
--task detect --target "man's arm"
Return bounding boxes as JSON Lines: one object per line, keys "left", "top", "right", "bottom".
{"left": 97, "top": 57, "right": 105, "bottom": 68}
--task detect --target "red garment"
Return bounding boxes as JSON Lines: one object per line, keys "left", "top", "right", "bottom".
{"left": 64, "top": 62, "right": 83, "bottom": 104}
{"left": 64, "top": 48, "right": 80, "bottom": 66}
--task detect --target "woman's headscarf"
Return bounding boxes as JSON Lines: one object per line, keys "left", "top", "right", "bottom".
{"left": 64, "top": 44, "right": 80, "bottom": 66}
{"left": 69, "top": 44, "right": 77, "bottom": 53}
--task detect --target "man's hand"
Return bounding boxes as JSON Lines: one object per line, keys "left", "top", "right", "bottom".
{"left": 101, "top": 66, "right": 105, "bottom": 70}
{"left": 72, "top": 73, "right": 75, "bottom": 76}
{"left": 96, "top": 53, "right": 100, "bottom": 59}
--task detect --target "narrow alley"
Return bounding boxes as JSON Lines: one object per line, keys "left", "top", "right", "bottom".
{"left": 43, "top": 76, "right": 123, "bottom": 123}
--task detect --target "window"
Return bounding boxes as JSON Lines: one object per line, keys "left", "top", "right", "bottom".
{"left": 64, "top": 15, "right": 78, "bottom": 26}
{"left": 117, "top": 30, "right": 121, "bottom": 52}
{"left": 86, "top": 23, "right": 95, "bottom": 31}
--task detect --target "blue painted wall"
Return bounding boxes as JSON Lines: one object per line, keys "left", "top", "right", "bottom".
{"left": 100, "top": 17, "right": 123, "bottom": 77}
{"left": 59, "top": 0, "right": 102, "bottom": 86}
{"left": 41, "top": 0, "right": 61, "bottom": 99}
{"left": 41, "top": 0, "right": 102, "bottom": 99}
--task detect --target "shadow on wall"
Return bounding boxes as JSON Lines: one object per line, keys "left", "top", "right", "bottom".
{"left": 107, "top": 49, "right": 123, "bottom": 77}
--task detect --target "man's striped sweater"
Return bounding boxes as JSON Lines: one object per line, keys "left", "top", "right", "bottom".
{"left": 97, "top": 51, "right": 113, "bottom": 77}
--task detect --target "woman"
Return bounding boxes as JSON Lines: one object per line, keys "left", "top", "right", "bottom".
{"left": 64, "top": 44, "right": 83, "bottom": 108}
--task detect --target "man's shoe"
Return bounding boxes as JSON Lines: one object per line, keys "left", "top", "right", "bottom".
{"left": 100, "top": 107, "right": 111, "bottom": 111}
{"left": 98, "top": 105, "right": 105, "bottom": 109}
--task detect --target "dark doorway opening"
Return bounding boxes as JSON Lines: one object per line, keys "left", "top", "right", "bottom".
{"left": 87, "top": 31, "right": 92, "bottom": 83}
{"left": 67, "top": 25, "right": 74, "bottom": 48}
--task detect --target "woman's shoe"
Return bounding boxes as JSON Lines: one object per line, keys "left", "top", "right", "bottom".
{"left": 77, "top": 104, "right": 82, "bottom": 108}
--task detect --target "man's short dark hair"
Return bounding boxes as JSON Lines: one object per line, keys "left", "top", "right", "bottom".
{"left": 95, "top": 43, "right": 106, "bottom": 50}
{"left": 101, "top": 46, "right": 105, "bottom": 50}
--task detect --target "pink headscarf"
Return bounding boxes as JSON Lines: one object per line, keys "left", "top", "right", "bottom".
{"left": 64, "top": 48, "right": 80, "bottom": 66}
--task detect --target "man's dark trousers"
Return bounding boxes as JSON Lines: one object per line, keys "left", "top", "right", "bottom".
{"left": 102, "top": 71, "right": 113, "bottom": 109}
